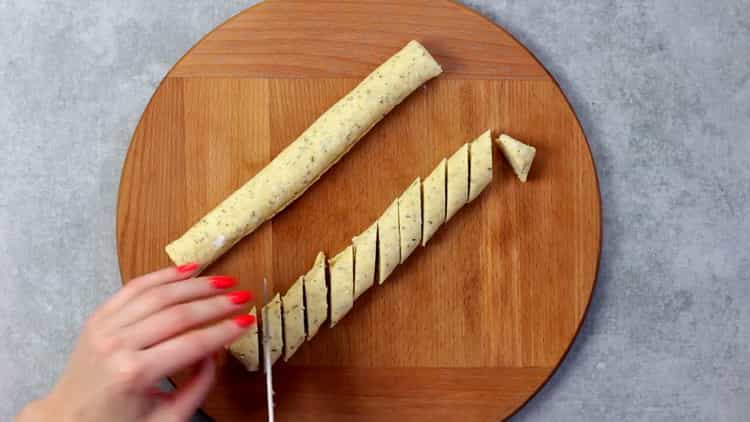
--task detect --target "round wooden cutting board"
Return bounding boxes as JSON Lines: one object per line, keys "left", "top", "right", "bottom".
{"left": 116, "top": 0, "right": 601, "bottom": 420}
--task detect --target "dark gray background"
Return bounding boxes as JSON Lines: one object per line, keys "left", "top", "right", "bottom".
{"left": 1, "top": 1, "right": 748, "bottom": 420}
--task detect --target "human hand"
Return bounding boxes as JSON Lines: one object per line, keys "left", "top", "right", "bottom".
{"left": 16, "top": 263, "right": 256, "bottom": 422}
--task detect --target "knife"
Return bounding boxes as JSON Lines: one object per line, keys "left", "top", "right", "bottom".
{"left": 262, "top": 277, "right": 275, "bottom": 422}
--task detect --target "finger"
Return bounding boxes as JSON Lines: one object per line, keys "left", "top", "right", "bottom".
{"left": 98, "top": 263, "right": 201, "bottom": 317}
{"left": 124, "top": 290, "right": 254, "bottom": 349}
{"left": 109, "top": 275, "right": 243, "bottom": 329}
{"left": 167, "top": 357, "right": 216, "bottom": 421}
{"left": 141, "top": 315, "right": 255, "bottom": 383}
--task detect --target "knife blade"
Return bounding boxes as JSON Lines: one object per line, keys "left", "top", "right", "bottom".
{"left": 262, "top": 277, "right": 275, "bottom": 422}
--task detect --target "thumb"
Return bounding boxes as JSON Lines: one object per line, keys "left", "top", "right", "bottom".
{"left": 167, "top": 357, "right": 216, "bottom": 420}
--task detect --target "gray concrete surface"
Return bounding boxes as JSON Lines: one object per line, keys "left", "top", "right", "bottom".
{"left": 1, "top": 0, "right": 748, "bottom": 420}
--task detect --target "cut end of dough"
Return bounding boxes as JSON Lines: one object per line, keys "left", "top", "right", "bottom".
{"left": 227, "top": 307, "right": 259, "bottom": 371}
{"left": 282, "top": 276, "right": 306, "bottom": 361}
{"left": 398, "top": 178, "right": 422, "bottom": 263}
{"left": 377, "top": 199, "right": 401, "bottom": 284}
{"left": 496, "top": 134, "right": 536, "bottom": 182}
{"left": 405, "top": 40, "right": 444, "bottom": 77}
{"left": 468, "top": 130, "right": 494, "bottom": 201}
{"left": 164, "top": 242, "right": 205, "bottom": 269}
{"left": 329, "top": 246, "right": 354, "bottom": 327}
{"left": 314, "top": 251, "right": 326, "bottom": 267}
{"left": 422, "top": 158, "right": 447, "bottom": 246}
{"left": 304, "top": 252, "right": 328, "bottom": 340}
{"left": 261, "top": 293, "right": 283, "bottom": 366}
{"left": 446, "top": 143, "right": 470, "bottom": 222}
{"left": 353, "top": 222, "right": 378, "bottom": 301}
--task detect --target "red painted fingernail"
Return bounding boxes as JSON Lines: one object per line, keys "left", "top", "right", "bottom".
{"left": 209, "top": 276, "right": 237, "bottom": 289}
{"left": 176, "top": 262, "right": 199, "bottom": 273}
{"left": 227, "top": 290, "right": 253, "bottom": 305}
{"left": 233, "top": 314, "right": 256, "bottom": 328}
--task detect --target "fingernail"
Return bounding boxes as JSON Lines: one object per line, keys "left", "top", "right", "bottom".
{"left": 233, "top": 314, "right": 256, "bottom": 328}
{"left": 176, "top": 262, "right": 200, "bottom": 273}
{"left": 209, "top": 276, "right": 237, "bottom": 289}
{"left": 226, "top": 290, "right": 253, "bottom": 305}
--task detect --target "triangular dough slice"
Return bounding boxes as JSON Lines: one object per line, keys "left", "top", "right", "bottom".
{"left": 329, "top": 245, "right": 354, "bottom": 327}
{"left": 422, "top": 159, "right": 446, "bottom": 246}
{"left": 398, "top": 178, "right": 422, "bottom": 263}
{"left": 353, "top": 222, "right": 378, "bottom": 300}
{"left": 227, "top": 307, "right": 259, "bottom": 371}
{"left": 304, "top": 252, "right": 327, "bottom": 340}
{"left": 261, "top": 294, "right": 283, "bottom": 366}
{"left": 469, "top": 130, "right": 493, "bottom": 201}
{"left": 282, "top": 276, "right": 305, "bottom": 361}
{"left": 377, "top": 199, "right": 400, "bottom": 284}
{"left": 496, "top": 134, "right": 536, "bottom": 182}
{"left": 446, "top": 143, "right": 469, "bottom": 221}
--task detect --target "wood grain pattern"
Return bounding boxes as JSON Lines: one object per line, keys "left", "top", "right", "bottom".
{"left": 116, "top": 0, "right": 601, "bottom": 420}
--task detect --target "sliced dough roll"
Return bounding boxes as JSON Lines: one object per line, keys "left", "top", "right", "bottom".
{"left": 377, "top": 199, "right": 400, "bottom": 284}
{"left": 282, "top": 276, "right": 305, "bottom": 361}
{"left": 261, "top": 294, "right": 283, "bottom": 366}
{"left": 496, "top": 134, "right": 536, "bottom": 182}
{"left": 398, "top": 178, "right": 422, "bottom": 263}
{"left": 227, "top": 307, "right": 259, "bottom": 371}
{"left": 468, "top": 130, "right": 493, "bottom": 201}
{"left": 353, "top": 222, "right": 377, "bottom": 300}
{"left": 231, "top": 134, "right": 503, "bottom": 371}
{"left": 422, "top": 158, "right": 446, "bottom": 246}
{"left": 304, "top": 252, "right": 327, "bottom": 340}
{"left": 446, "top": 143, "right": 469, "bottom": 221}
{"left": 329, "top": 246, "right": 354, "bottom": 327}
{"left": 165, "top": 41, "right": 443, "bottom": 268}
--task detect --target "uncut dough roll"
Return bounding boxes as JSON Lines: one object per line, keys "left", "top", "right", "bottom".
{"left": 282, "top": 276, "right": 305, "bottom": 361}
{"left": 227, "top": 307, "right": 259, "bottom": 371}
{"left": 261, "top": 293, "right": 283, "bottom": 366}
{"left": 165, "top": 41, "right": 443, "bottom": 267}
{"left": 446, "top": 143, "right": 469, "bottom": 221}
{"left": 398, "top": 178, "right": 422, "bottom": 263}
{"left": 329, "top": 246, "right": 354, "bottom": 327}
{"left": 304, "top": 252, "right": 328, "bottom": 340}
{"left": 377, "top": 199, "right": 400, "bottom": 284}
{"left": 422, "top": 158, "right": 446, "bottom": 246}
{"left": 496, "top": 134, "right": 536, "bottom": 182}
{"left": 353, "top": 222, "right": 377, "bottom": 300}
{"left": 468, "top": 130, "right": 493, "bottom": 201}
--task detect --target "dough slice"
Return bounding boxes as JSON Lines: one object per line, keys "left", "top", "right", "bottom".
{"left": 227, "top": 307, "right": 259, "bottom": 371}
{"left": 398, "top": 178, "right": 422, "bottom": 263}
{"left": 304, "top": 252, "right": 327, "bottom": 340}
{"left": 282, "top": 276, "right": 305, "bottom": 361}
{"left": 165, "top": 40, "right": 443, "bottom": 268}
{"left": 329, "top": 246, "right": 354, "bottom": 327}
{"left": 422, "top": 158, "right": 446, "bottom": 246}
{"left": 468, "top": 130, "right": 493, "bottom": 201}
{"left": 496, "top": 134, "right": 536, "bottom": 182}
{"left": 446, "top": 143, "right": 469, "bottom": 221}
{"left": 261, "top": 293, "right": 283, "bottom": 366}
{"left": 353, "top": 222, "right": 378, "bottom": 300}
{"left": 377, "top": 199, "right": 401, "bottom": 284}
